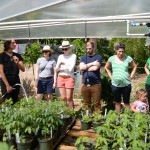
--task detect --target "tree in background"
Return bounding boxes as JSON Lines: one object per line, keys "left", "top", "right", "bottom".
{"left": 0, "top": 40, "right": 4, "bottom": 53}
{"left": 39, "top": 39, "right": 62, "bottom": 45}
{"left": 23, "top": 42, "right": 41, "bottom": 65}
{"left": 71, "top": 39, "right": 86, "bottom": 66}
{"left": 96, "top": 38, "right": 112, "bottom": 66}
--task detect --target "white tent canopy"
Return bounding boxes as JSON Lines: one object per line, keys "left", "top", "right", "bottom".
{"left": 0, "top": 0, "right": 150, "bottom": 39}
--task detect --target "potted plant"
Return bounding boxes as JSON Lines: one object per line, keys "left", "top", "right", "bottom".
{"left": 92, "top": 113, "right": 104, "bottom": 130}
{"left": 35, "top": 101, "right": 63, "bottom": 150}
{"left": 95, "top": 135, "right": 109, "bottom": 150}
{"left": 0, "top": 99, "right": 16, "bottom": 149}
{"left": 81, "top": 114, "right": 92, "bottom": 130}
{"left": 2, "top": 98, "right": 38, "bottom": 150}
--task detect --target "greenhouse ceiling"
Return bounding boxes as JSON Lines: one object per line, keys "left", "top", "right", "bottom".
{"left": 0, "top": 0, "right": 150, "bottom": 39}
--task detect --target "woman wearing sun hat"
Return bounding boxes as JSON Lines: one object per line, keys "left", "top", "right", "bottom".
{"left": 35, "top": 45, "right": 56, "bottom": 102}
{"left": 55, "top": 41, "right": 77, "bottom": 109}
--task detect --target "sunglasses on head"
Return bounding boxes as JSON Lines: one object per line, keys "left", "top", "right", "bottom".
{"left": 62, "top": 48, "right": 68, "bottom": 51}
{"left": 42, "top": 51, "right": 49, "bottom": 53}
{"left": 117, "top": 43, "right": 125, "bottom": 49}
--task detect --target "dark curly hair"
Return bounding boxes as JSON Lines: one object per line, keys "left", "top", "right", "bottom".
{"left": 4, "top": 40, "right": 12, "bottom": 51}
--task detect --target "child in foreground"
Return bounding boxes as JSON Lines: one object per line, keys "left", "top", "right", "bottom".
{"left": 131, "top": 89, "right": 149, "bottom": 113}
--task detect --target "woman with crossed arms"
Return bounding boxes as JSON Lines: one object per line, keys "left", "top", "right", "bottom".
{"left": 55, "top": 41, "right": 77, "bottom": 109}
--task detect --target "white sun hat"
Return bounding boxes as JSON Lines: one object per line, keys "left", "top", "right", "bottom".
{"left": 42, "top": 45, "right": 52, "bottom": 52}
{"left": 59, "top": 41, "right": 73, "bottom": 49}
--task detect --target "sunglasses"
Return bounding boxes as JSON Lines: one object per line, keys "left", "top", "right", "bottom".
{"left": 117, "top": 43, "right": 125, "bottom": 49}
{"left": 62, "top": 48, "right": 68, "bottom": 51}
{"left": 42, "top": 51, "right": 49, "bottom": 53}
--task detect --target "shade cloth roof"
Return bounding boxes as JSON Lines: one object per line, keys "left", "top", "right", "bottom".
{"left": 0, "top": 0, "right": 150, "bottom": 39}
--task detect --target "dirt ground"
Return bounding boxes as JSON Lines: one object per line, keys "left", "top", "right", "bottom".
{"left": 130, "top": 73, "right": 147, "bottom": 100}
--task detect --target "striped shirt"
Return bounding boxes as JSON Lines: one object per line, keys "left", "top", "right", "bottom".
{"left": 108, "top": 55, "right": 133, "bottom": 87}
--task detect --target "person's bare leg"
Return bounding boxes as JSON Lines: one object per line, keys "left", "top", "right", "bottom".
{"left": 59, "top": 87, "right": 67, "bottom": 101}
{"left": 47, "top": 94, "right": 52, "bottom": 102}
{"left": 66, "top": 88, "right": 74, "bottom": 110}
{"left": 115, "top": 102, "right": 121, "bottom": 112}
{"left": 37, "top": 94, "right": 44, "bottom": 100}
{"left": 124, "top": 103, "right": 130, "bottom": 109}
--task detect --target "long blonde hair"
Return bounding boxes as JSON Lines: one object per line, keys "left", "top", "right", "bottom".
{"left": 135, "top": 89, "right": 147, "bottom": 100}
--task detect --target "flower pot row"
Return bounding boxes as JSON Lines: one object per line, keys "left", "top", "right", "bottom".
{"left": 0, "top": 98, "right": 74, "bottom": 150}
{"left": 77, "top": 109, "right": 150, "bottom": 149}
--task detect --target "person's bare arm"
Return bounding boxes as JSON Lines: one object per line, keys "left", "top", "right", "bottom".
{"left": 144, "top": 64, "right": 150, "bottom": 75}
{"left": 80, "top": 60, "right": 100, "bottom": 71}
{"left": 129, "top": 60, "right": 137, "bottom": 79}
{"left": 131, "top": 103, "right": 139, "bottom": 112}
{"left": 104, "top": 61, "right": 112, "bottom": 80}
{"left": 13, "top": 56, "right": 25, "bottom": 72}
{"left": 88, "top": 61, "right": 100, "bottom": 71}
{"left": 34, "top": 64, "right": 40, "bottom": 88}
{"left": 53, "top": 67, "right": 57, "bottom": 89}
{"left": 55, "top": 56, "right": 65, "bottom": 72}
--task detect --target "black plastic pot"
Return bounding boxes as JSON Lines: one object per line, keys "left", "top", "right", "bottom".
{"left": 6, "top": 139, "right": 16, "bottom": 149}
{"left": 81, "top": 120, "right": 92, "bottom": 130}
{"left": 93, "top": 121, "right": 104, "bottom": 131}
{"left": 61, "top": 115, "right": 72, "bottom": 126}
{"left": 17, "top": 141, "right": 32, "bottom": 150}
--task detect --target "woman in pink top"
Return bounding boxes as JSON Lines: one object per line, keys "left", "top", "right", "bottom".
{"left": 131, "top": 89, "right": 148, "bottom": 113}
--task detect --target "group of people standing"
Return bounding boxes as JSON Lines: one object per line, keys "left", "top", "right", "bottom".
{"left": 0, "top": 39, "right": 149, "bottom": 113}
{"left": 35, "top": 41, "right": 77, "bottom": 109}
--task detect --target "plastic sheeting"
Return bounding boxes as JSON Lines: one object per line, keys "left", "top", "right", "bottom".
{"left": 0, "top": 0, "right": 150, "bottom": 39}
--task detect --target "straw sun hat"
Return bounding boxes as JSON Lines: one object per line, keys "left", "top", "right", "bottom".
{"left": 59, "top": 41, "right": 73, "bottom": 49}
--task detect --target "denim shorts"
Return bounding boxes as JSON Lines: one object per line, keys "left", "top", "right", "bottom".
{"left": 111, "top": 84, "right": 131, "bottom": 104}
{"left": 37, "top": 78, "right": 54, "bottom": 94}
